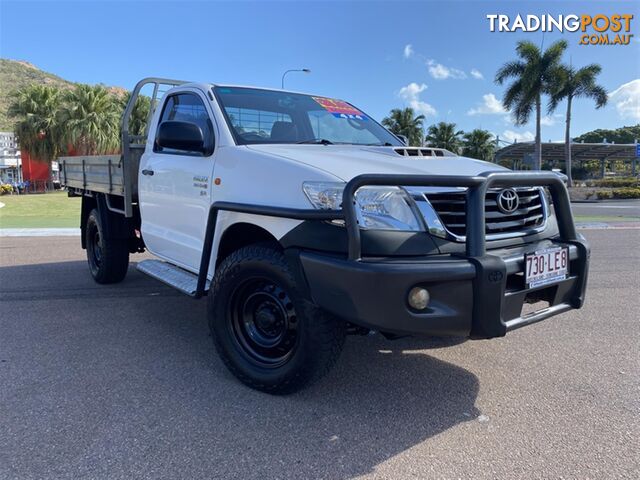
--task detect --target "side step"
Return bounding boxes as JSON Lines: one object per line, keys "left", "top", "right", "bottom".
{"left": 137, "top": 259, "right": 210, "bottom": 297}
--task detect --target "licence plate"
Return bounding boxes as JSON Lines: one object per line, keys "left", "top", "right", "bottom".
{"left": 525, "top": 247, "right": 569, "bottom": 288}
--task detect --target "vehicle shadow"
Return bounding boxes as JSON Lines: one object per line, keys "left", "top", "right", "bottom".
{"left": 289, "top": 335, "right": 480, "bottom": 479}
{"left": 0, "top": 259, "right": 480, "bottom": 480}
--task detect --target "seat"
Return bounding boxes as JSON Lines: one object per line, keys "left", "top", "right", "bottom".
{"left": 270, "top": 121, "right": 298, "bottom": 142}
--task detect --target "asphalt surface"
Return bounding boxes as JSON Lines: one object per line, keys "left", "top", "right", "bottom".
{"left": 1, "top": 230, "right": 639, "bottom": 479}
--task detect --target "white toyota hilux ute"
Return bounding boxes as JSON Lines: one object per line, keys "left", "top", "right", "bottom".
{"left": 60, "top": 78, "right": 590, "bottom": 394}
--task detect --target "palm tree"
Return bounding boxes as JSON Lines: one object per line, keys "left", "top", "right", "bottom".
{"left": 424, "top": 122, "right": 463, "bottom": 153}
{"left": 462, "top": 129, "right": 495, "bottom": 161}
{"left": 381, "top": 107, "right": 425, "bottom": 146}
{"left": 9, "top": 84, "right": 64, "bottom": 187}
{"left": 122, "top": 92, "right": 152, "bottom": 137}
{"left": 495, "top": 40, "right": 568, "bottom": 170}
{"left": 550, "top": 64, "right": 607, "bottom": 186}
{"left": 59, "top": 84, "right": 121, "bottom": 155}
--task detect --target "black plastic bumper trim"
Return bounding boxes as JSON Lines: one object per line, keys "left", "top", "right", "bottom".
{"left": 298, "top": 241, "right": 589, "bottom": 339}
{"left": 192, "top": 172, "right": 587, "bottom": 340}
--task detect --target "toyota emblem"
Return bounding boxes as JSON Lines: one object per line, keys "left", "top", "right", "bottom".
{"left": 497, "top": 188, "right": 519, "bottom": 214}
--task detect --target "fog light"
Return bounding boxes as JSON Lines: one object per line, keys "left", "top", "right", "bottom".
{"left": 408, "top": 287, "right": 430, "bottom": 310}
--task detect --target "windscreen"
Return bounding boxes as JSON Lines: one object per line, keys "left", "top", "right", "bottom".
{"left": 214, "top": 86, "right": 402, "bottom": 146}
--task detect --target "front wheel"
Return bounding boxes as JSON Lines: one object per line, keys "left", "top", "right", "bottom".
{"left": 85, "top": 208, "right": 129, "bottom": 284}
{"left": 208, "top": 245, "right": 346, "bottom": 394}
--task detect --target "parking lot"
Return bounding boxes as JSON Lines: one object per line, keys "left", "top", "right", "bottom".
{"left": 1, "top": 228, "right": 638, "bottom": 479}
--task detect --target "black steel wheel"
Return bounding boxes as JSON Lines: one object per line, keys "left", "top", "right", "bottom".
{"left": 209, "top": 244, "right": 346, "bottom": 394}
{"left": 87, "top": 218, "right": 104, "bottom": 273}
{"left": 230, "top": 277, "right": 299, "bottom": 368}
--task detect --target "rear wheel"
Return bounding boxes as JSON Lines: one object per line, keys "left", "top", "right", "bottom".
{"left": 86, "top": 208, "right": 129, "bottom": 284}
{"left": 209, "top": 244, "right": 346, "bottom": 394}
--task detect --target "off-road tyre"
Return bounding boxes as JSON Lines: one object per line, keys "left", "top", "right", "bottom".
{"left": 85, "top": 208, "right": 129, "bottom": 284}
{"left": 209, "top": 244, "right": 346, "bottom": 394}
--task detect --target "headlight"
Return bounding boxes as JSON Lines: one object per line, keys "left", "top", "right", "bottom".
{"left": 302, "top": 182, "right": 344, "bottom": 210}
{"left": 355, "top": 186, "right": 423, "bottom": 231}
{"left": 302, "top": 182, "right": 423, "bottom": 232}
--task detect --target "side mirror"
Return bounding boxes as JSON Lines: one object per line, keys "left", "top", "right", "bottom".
{"left": 156, "top": 121, "right": 206, "bottom": 153}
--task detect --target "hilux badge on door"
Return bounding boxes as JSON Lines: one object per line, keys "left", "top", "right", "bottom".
{"left": 497, "top": 188, "right": 519, "bottom": 214}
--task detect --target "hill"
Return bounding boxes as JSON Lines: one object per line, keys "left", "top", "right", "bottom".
{"left": 574, "top": 125, "right": 640, "bottom": 144}
{"left": 0, "top": 59, "right": 128, "bottom": 131}
{"left": 0, "top": 59, "right": 76, "bottom": 130}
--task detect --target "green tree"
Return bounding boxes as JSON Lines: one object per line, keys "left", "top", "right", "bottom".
{"left": 574, "top": 125, "right": 640, "bottom": 144}
{"left": 550, "top": 64, "right": 608, "bottom": 186}
{"left": 381, "top": 107, "right": 425, "bottom": 146}
{"left": 122, "top": 92, "right": 151, "bottom": 137}
{"left": 495, "top": 39, "right": 568, "bottom": 170}
{"left": 8, "top": 84, "right": 63, "bottom": 187}
{"left": 462, "top": 129, "right": 495, "bottom": 161}
{"left": 424, "top": 122, "right": 463, "bottom": 153}
{"left": 59, "top": 84, "right": 121, "bottom": 155}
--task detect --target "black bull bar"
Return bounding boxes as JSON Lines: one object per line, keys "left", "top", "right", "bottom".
{"left": 193, "top": 171, "right": 589, "bottom": 339}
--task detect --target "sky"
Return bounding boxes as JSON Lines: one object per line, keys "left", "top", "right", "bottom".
{"left": 1, "top": 0, "right": 639, "bottom": 144}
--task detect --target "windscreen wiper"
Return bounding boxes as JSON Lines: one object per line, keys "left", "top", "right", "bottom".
{"left": 296, "top": 138, "right": 334, "bottom": 145}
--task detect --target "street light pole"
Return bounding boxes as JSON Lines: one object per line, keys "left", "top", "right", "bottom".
{"left": 281, "top": 68, "right": 311, "bottom": 89}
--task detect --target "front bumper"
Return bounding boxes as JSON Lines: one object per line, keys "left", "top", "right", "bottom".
{"left": 299, "top": 236, "right": 589, "bottom": 339}
{"left": 196, "top": 171, "right": 586, "bottom": 339}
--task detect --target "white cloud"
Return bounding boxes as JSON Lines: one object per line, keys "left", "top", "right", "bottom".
{"left": 470, "top": 69, "right": 484, "bottom": 80}
{"left": 502, "top": 115, "right": 514, "bottom": 125}
{"left": 609, "top": 79, "right": 640, "bottom": 121}
{"left": 467, "top": 93, "right": 508, "bottom": 115}
{"left": 540, "top": 115, "right": 556, "bottom": 126}
{"left": 403, "top": 44, "right": 414, "bottom": 59}
{"left": 427, "top": 59, "right": 466, "bottom": 80}
{"left": 501, "top": 130, "right": 535, "bottom": 143}
{"left": 398, "top": 82, "right": 437, "bottom": 117}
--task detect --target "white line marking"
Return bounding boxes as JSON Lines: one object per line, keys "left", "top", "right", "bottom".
{"left": 576, "top": 224, "right": 640, "bottom": 230}
{"left": 0, "top": 228, "right": 80, "bottom": 237}
{"left": 573, "top": 205, "right": 639, "bottom": 209}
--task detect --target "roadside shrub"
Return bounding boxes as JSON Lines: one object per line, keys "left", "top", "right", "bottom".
{"left": 611, "top": 187, "right": 640, "bottom": 199}
{"left": 571, "top": 167, "right": 592, "bottom": 181}
{"left": 596, "top": 190, "right": 612, "bottom": 200}
{"left": 587, "top": 177, "right": 639, "bottom": 188}
{"left": 0, "top": 184, "right": 13, "bottom": 195}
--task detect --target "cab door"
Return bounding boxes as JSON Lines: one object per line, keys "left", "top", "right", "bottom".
{"left": 138, "top": 90, "right": 216, "bottom": 272}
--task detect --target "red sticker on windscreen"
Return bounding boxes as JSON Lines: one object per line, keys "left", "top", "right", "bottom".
{"left": 312, "top": 97, "right": 368, "bottom": 120}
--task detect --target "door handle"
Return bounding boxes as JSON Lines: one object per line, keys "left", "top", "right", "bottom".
{"left": 141, "top": 169, "right": 154, "bottom": 176}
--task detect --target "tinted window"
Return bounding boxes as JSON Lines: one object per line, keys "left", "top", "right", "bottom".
{"left": 224, "top": 107, "right": 292, "bottom": 140}
{"left": 156, "top": 93, "right": 213, "bottom": 154}
{"left": 308, "top": 109, "right": 382, "bottom": 145}
{"left": 214, "top": 87, "right": 401, "bottom": 146}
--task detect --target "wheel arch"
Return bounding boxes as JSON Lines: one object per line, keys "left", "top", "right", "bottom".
{"left": 215, "top": 222, "right": 281, "bottom": 267}
{"left": 81, "top": 193, "right": 138, "bottom": 251}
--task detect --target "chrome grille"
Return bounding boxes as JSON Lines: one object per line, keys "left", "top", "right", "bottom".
{"left": 424, "top": 187, "right": 546, "bottom": 238}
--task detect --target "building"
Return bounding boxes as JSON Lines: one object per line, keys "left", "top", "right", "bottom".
{"left": 494, "top": 141, "right": 638, "bottom": 177}
{"left": 0, "top": 132, "right": 22, "bottom": 184}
